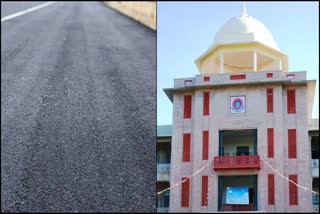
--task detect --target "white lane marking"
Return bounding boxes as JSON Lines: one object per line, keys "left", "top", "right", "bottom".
{"left": 1, "top": 1, "right": 56, "bottom": 22}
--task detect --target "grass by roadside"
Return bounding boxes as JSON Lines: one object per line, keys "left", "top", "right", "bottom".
{"left": 104, "top": 1, "right": 156, "bottom": 31}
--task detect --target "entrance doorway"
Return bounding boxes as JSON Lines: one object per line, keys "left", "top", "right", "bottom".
{"left": 218, "top": 175, "right": 257, "bottom": 211}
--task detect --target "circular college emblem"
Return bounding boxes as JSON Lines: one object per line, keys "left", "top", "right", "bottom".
{"left": 231, "top": 97, "right": 244, "bottom": 112}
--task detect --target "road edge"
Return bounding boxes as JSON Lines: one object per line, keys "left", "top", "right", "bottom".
{"left": 103, "top": 2, "right": 156, "bottom": 31}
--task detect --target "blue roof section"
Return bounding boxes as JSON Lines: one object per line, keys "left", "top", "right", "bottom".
{"left": 157, "top": 125, "right": 172, "bottom": 137}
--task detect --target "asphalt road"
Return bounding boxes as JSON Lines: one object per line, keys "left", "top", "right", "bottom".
{"left": 1, "top": 1, "right": 156, "bottom": 212}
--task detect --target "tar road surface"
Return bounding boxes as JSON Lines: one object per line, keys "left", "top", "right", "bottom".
{"left": 1, "top": 1, "right": 156, "bottom": 212}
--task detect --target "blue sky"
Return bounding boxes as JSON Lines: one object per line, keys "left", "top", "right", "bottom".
{"left": 157, "top": 1, "right": 319, "bottom": 125}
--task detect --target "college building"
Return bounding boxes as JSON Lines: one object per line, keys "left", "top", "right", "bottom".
{"left": 157, "top": 4, "right": 319, "bottom": 213}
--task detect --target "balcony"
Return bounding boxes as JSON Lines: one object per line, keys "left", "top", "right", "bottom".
{"left": 157, "top": 144, "right": 171, "bottom": 182}
{"left": 312, "top": 159, "right": 319, "bottom": 177}
{"left": 313, "top": 194, "right": 319, "bottom": 204}
{"left": 157, "top": 183, "right": 169, "bottom": 213}
{"left": 157, "top": 207, "right": 169, "bottom": 213}
{"left": 157, "top": 164, "right": 170, "bottom": 181}
{"left": 213, "top": 155, "right": 260, "bottom": 170}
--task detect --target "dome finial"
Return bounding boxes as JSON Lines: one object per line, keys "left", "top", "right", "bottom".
{"left": 241, "top": 2, "right": 248, "bottom": 17}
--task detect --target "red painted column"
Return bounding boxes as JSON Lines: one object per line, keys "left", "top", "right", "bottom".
{"left": 268, "top": 174, "right": 275, "bottom": 205}
{"left": 203, "top": 92, "right": 209, "bottom": 116}
{"left": 182, "top": 133, "right": 191, "bottom": 162}
{"left": 287, "top": 89, "right": 296, "bottom": 114}
{"left": 181, "top": 177, "right": 190, "bottom": 207}
{"left": 267, "top": 128, "right": 274, "bottom": 158}
{"left": 267, "top": 88, "right": 273, "bottom": 112}
{"left": 288, "top": 129, "right": 296, "bottom": 159}
{"left": 201, "top": 176, "right": 208, "bottom": 206}
{"left": 202, "top": 131, "right": 209, "bottom": 160}
{"left": 289, "top": 175, "right": 298, "bottom": 205}
{"left": 184, "top": 95, "right": 192, "bottom": 118}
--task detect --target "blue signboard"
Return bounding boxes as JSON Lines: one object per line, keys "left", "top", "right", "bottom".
{"left": 226, "top": 186, "right": 249, "bottom": 204}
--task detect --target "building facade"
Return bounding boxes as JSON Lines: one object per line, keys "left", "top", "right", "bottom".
{"left": 157, "top": 121, "right": 318, "bottom": 212}
{"left": 157, "top": 4, "right": 319, "bottom": 213}
{"left": 309, "top": 120, "right": 319, "bottom": 212}
{"left": 157, "top": 125, "right": 172, "bottom": 213}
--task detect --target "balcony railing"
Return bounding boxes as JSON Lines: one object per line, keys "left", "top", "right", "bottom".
{"left": 213, "top": 155, "right": 260, "bottom": 170}
{"left": 157, "top": 207, "right": 169, "bottom": 213}
{"left": 312, "top": 159, "right": 319, "bottom": 177}
{"left": 157, "top": 164, "right": 170, "bottom": 181}
{"left": 313, "top": 194, "right": 319, "bottom": 204}
{"left": 157, "top": 164, "right": 170, "bottom": 173}
{"left": 157, "top": 157, "right": 171, "bottom": 164}
{"left": 157, "top": 194, "right": 170, "bottom": 208}
{"left": 312, "top": 159, "right": 319, "bottom": 168}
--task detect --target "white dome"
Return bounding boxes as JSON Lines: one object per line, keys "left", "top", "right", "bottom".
{"left": 213, "top": 11, "right": 279, "bottom": 50}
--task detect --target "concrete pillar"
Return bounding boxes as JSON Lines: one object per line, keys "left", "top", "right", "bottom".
{"left": 253, "top": 49, "right": 257, "bottom": 72}
{"left": 279, "top": 58, "right": 282, "bottom": 71}
{"left": 220, "top": 51, "right": 224, "bottom": 74}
